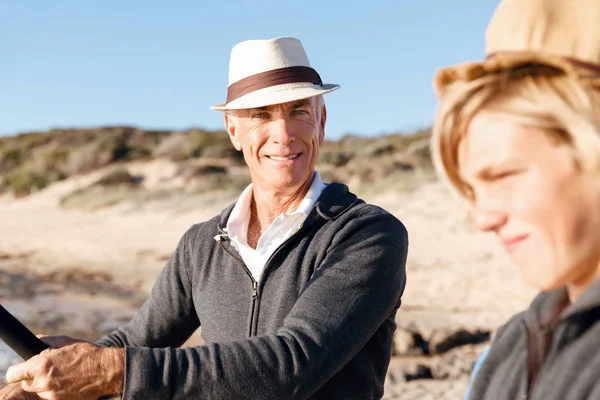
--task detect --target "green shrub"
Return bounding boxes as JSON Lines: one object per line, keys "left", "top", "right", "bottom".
{"left": 7, "top": 170, "right": 50, "bottom": 197}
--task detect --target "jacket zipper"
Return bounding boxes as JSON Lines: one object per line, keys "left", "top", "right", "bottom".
{"left": 216, "top": 222, "right": 309, "bottom": 336}
{"left": 247, "top": 224, "right": 308, "bottom": 335}
{"left": 249, "top": 281, "right": 258, "bottom": 336}
{"left": 217, "top": 238, "right": 258, "bottom": 337}
{"left": 524, "top": 322, "right": 554, "bottom": 399}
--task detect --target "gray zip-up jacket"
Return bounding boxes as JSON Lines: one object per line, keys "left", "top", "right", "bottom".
{"left": 468, "top": 279, "right": 600, "bottom": 400}
{"left": 95, "top": 183, "right": 408, "bottom": 399}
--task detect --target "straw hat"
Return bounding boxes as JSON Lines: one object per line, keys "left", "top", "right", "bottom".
{"left": 210, "top": 37, "right": 340, "bottom": 111}
{"left": 433, "top": 0, "right": 600, "bottom": 95}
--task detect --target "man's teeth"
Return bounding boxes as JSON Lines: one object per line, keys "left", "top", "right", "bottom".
{"left": 269, "top": 154, "right": 299, "bottom": 160}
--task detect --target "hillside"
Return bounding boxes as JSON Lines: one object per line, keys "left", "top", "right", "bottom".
{"left": 0, "top": 126, "right": 434, "bottom": 204}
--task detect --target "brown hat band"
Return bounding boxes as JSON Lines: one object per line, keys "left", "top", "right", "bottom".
{"left": 226, "top": 66, "right": 323, "bottom": 103}
{"left": 487, "top": 52, "right": 600, "bottom": 77}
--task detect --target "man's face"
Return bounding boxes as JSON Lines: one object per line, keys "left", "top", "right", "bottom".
{"left": 224, "top": 96, "right": 326, "bottom": 193}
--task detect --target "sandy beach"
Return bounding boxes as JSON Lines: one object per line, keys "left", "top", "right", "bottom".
{"left": 0, "top": 159, "right": 538, "bottom": 399}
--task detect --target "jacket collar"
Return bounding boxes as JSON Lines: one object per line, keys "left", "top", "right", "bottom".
{"left": 216, "top": 182, "right": 358, "bottom": 235}
{"left": 525, "top": 278, "right": 600, "bottom": 328}
{"left": 562, "top": 278, "right": 600, "bottom": 320}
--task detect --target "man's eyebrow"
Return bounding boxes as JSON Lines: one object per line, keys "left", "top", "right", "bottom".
{"left": 291, "top": 99, "right": 311, "bottom": 109}
{"left": 241, "top": 106, "right": 268, "bottom": 116}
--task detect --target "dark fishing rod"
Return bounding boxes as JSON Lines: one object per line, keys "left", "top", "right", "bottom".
{"left": 0, "top": 304, "right": 120, "bottom": 399}
{"left": 0, "top": 304, "right": 48, "bottom": 360}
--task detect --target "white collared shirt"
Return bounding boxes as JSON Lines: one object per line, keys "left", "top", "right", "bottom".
{"left": 225, "top": 171, "right": 327, "bottom": 282}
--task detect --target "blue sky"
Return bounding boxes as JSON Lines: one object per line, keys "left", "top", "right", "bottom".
{"left": 1, "top": 1, "right": 499, "bottom": 139}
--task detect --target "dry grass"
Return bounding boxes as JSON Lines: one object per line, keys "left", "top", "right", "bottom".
{"left": 1, "top": 125, "right": 434, "bottom": 208}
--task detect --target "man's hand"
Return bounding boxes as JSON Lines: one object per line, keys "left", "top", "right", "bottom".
{"left": 0, "top": 336, "right": 85, "bottom": 400}
{"left": 37, "top": 334, "right": 85, "bottom": 349}
{"left": 0, "top": 382, "right": 41, "bottom": 400}
{"left": 5, "top": 341, "right": 125, "bottom": 400}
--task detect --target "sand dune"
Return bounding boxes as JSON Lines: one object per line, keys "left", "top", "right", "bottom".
{"left": 0, "top": 160, "right": 538, "bottom": 399}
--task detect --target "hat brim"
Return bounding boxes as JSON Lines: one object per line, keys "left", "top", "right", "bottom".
{"left": 433, "top": 51, "right": 600, "bottom": 96}
{"left": 210, "top": 82, "right": 340, "bottom": 111}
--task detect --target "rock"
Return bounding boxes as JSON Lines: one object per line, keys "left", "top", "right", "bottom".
{"left": 393, "top": 327, "right": 427, "bottom": 356}
{"left": 429, "top": 345, "right": 481, "bottom": 380}
{"left": 388, "top": 327, "right": 491, "bottom": 387}
{"left": 428, "top": 328, "right": 490, "bottom": 354}
{"left": 405, "top": 364, "right": 433, "bottom": 381}
{"left": 387, "top": 342, "right": 489, "bottom": 384}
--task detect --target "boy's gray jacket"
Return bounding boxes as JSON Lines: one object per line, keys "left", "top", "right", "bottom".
{"left": 96, "top": 183, "right": 409, "bottom": 399}
{"left": 468, "top": 279, "right": 600, "bottom": 399}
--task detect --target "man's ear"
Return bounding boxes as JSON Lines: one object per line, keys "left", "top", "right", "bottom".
{"left": 224, "top": 113, "right": 242, "bottom": 151}
{"left": 318, "top": 104, "right": 327, "bottom": 145}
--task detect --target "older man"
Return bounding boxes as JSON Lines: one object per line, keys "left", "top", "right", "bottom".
{"left": 3, "top": 36, "right": 408, "bottom": 400}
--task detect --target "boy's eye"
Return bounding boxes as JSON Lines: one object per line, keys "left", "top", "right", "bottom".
{"left": 491, "top": 169, "right": 522, "bottom": 181}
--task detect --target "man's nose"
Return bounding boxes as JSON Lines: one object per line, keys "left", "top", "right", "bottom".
{"left": 271, "top": 117, "right": 295, "bottom": 145}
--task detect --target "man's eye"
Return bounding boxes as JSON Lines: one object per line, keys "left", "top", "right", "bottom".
{"left": 252, "top": 112, "right": 269, "bottom": 119}
{"left": 293, "top": 110, "right": 308, "bottom": 115}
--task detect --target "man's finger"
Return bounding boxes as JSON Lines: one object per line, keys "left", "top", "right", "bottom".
{"left": 20, "top": 379, "right": 38, "bottom": 393}
{"left": 0, "top": 382, "right": 39, "bottom": 400}
{"left": 20, "top": 378, "right": 48, "bottom": 394}
{"left": 6, "top": 361, "right": 33, "bottom": 384}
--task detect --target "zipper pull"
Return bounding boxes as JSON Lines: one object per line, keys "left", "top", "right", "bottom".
{"left": 252, "top": 281, "right": 258, "bottom": 299}
{"left": 213, "top": 233, "right": 229, "bottom": 242}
